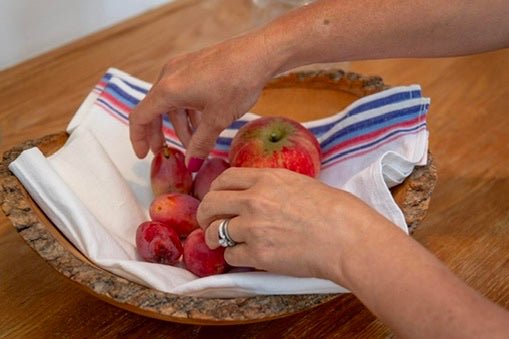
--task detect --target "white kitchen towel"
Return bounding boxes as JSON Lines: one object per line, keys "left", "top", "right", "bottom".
{"left": 9, "top": 67, "right": 429, "bottom": 297}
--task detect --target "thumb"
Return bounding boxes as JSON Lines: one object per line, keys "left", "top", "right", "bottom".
{"left": 185, "top": 119, "right": 224, "bottom": 172}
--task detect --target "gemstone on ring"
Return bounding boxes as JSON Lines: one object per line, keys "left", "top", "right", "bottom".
{"left": 218, "top": 218, "right": 236, "bottom": 247}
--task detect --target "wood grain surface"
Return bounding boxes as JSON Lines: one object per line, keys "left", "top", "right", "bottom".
{"left": 1, "top": 0, "right": 508, "bottom": 337}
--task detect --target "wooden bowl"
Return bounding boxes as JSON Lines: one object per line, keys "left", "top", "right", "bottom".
{"left": 0, "top": 70, "right": 437, "bottom": 325}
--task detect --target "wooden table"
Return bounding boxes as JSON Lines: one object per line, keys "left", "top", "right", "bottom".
{"left": 1, "top": 0, "right": 508, "bottom": 337}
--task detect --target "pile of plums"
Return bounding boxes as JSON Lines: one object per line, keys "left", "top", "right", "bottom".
{"left": 136, "top": 145, "right": 230, "bottom": 277}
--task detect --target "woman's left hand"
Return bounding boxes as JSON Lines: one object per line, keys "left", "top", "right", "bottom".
{"left": 197, "top": 167, "right": 386, "bottom": 285}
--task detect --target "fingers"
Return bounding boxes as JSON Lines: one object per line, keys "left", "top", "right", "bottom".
{"left": 129, "top": 85, "right": 171, "bottom": 158}
{"left": 167, "top": 108, "right": 192, "bottom": 147}
{"left": 223, "top": 244, "right": 252, "bottom": 268}
{"left": 129, "top": 122, "right": 151, "bottom": 159}
{"left": 130, "top": 88, "right": 219, "bottom": 164}
{"left": 202, "top": 217, "right": 256, "bottom": 268}
{"left": 198, "top": 168, "right": 280, "bottom": 227}
{"left": 148, "top": 117, "right": 165, "bottom": 155}
{"left": 185, "top": 115, "right": 225, "bottom": 171}
{"left": 187, "top": 109, "right": 201, "bottom": 130}
{"left": 202, "top": 217, "right": 261, "bottom": 269}
{"left": 197, "top": 190, "right": 248, "bottom": 227}
{"left": 210, "top": 167, "right": 271, "bottom": 191}
{"left": 129, "top": 114, "right": 164, "bottom": 158}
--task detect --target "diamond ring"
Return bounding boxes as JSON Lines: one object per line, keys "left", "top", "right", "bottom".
{"left": 218, "top": 218, "right": 236, "bottom": 248}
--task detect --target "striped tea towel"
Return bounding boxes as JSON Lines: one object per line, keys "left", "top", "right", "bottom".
{"left": 9, "top": 67, "right": 429, "bottom": 297}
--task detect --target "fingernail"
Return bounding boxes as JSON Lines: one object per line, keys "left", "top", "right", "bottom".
{"left": 187, "top": 157, "right": 204, "bottom": 172}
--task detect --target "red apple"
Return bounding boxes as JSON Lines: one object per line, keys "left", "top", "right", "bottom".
{"left": 228, "top": 116, "right": 321, "bottom": 177}
{"left": 183, "top": 228, "right": 228, "bottom": 277}
{"left": 149, "top": 193, "right": 200, "bottom": 238}
{"left": 151, "top": 145, "right": 193, "bottom": 196}
{"left": 135, "top": 221, "right": 183, "bottom": 265}
{"left": 193, "top": 157, "right": 230, "bottom": 200}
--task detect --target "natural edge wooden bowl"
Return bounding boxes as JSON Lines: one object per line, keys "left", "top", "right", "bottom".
{"left": 0, "top": 70, "right": 437, "bottom": 325}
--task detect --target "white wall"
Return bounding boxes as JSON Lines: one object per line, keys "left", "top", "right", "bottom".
{"left": 0, "top": 0, "right": 172, "bottom": 70}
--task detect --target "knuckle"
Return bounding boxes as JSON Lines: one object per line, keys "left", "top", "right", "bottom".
{"left": 190, "top": 134, "right": 213, "bottom": 152}
{"left": 243, "top": 194, "right": 274, "bottom": 216}
{"left": 161, "top": 58, "right": 181, "bottom": 77}
{"left": 201, "top": 116, "right": 226, "bottom": 136}
{"left": 161, "top": 62, "right": 172, "bottom": 75}
{"left": 156, "top": 78, "right": 178, "bottom": 98}
{"left": 249, "top": 224, "right": 268, "bottom": 239}
{"left": 243, "top": 196, "right": 265, "bottom": 214}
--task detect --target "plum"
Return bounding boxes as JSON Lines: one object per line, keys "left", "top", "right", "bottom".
{"left": 135, "top": 221, "right": 183, "bottom": 265}
{"left": 193, "top": 157, "right": 230, "bottom": 200}
{"left": 149, "top": 193, "right": 200, "bottom": 238}
{"left": 183, "top": 228, "right": 228, "bottom": 277}
{"left": 151, "top": 145, "right": 193, "bottom": 196}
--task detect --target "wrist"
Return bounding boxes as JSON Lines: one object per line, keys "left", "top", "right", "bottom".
{"left": 307, "top": 191, "right": 382, "bottom": 287}
{"left": 255, "top": 21, "right": 296, "bottom": 75}
{"left": 321, "top": 194, "right": 404, "bottom": 290}
{"left": 255, "top": 2, "right": 345, "bottom": 75}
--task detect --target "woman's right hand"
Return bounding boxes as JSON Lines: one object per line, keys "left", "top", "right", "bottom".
{"left": 129, "top": 31, "right": 279, "bottom": 171}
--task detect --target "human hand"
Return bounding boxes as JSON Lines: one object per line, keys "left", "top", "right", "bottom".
{"left": 196, "top": 167, "right": 388, "bottom": 286}
{"left": 129, "top": 32, "right": 278, "bottom": 171}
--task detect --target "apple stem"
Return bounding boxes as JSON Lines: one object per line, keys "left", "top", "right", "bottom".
{"left": 163, "top": 145, "right": 170, "bottom": 158}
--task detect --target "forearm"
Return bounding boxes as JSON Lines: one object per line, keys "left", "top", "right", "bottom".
{"left": 258, "top": 0, "right": 509, "bottom": 73}
{"left": 336, "top": 214, "right": 509, "bottom": 338}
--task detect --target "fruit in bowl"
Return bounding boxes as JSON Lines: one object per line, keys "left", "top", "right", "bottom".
{"left": 183, "top": 228, "right": 229, "bottom": 277}
{"left": 193, "top": 157, "right": 230, "bottom": 200}
{"left": 149, "top": 193, "right": 200, "bottom": 238}
{"left": 135, "top": 221, "right": 183, "bottom": 265}
{"left": 151, "top": 145, "right": 193, "bottom": 196}
{"left": 228, "top": 116, "right": 322, "bottom": 178}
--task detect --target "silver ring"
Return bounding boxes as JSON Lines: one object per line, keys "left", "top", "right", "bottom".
{"left": 218, "top": 218, "right": 236, "bottom": 248}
